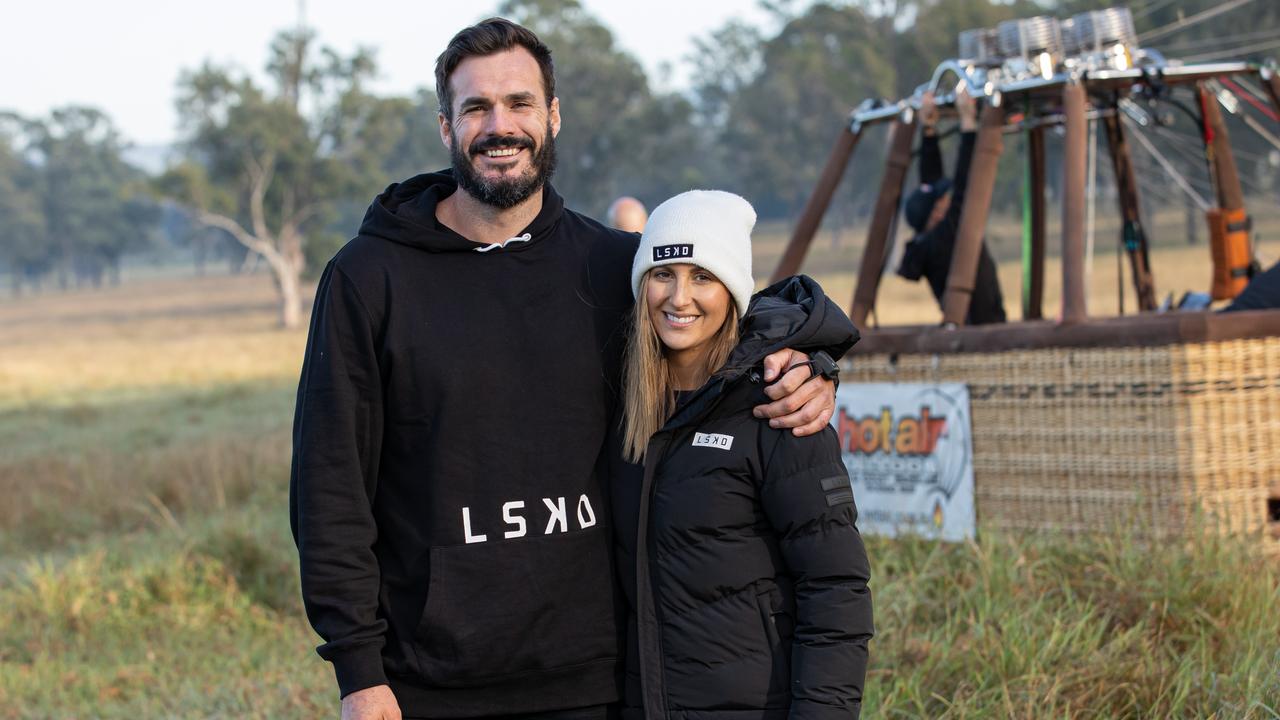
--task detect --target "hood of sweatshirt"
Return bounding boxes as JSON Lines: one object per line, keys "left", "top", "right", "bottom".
{"left": 663, "top": 274, "right": 859, "bottom": 431}
{"left": 356, "top": 169, "right": 566, "bottom": 252}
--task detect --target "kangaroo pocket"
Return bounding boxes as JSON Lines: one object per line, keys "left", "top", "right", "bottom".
{"left": 412, "top": 526, "right": 618, "bottom": 687}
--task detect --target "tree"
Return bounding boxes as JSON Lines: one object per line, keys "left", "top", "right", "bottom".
{"left": 167, "top": 29, "right": 420, "bottom": 328}
{"left": 497, "top": 0, "right": 705, "bottom": 216}
{"left": 689, "top": 20, "right": 764, "bottom": 130}
{"left": 0, "top": 108, "right": 156, "bottom": 291}
{"left": 712, "top": 3, "right": 898, "bottom": 219}
{"left": 309, "top": 87, "right": 450, "bottom": 277}
{"left": 0, "top": 121, "right": 50, "bottom": 295}
{"left": 887, "top": 0, "right": 1022, "bottom": 99}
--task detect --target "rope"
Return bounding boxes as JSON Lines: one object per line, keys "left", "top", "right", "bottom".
{"left": 1138, "top": 0, "right": 1259, "bottom": 43}
{"left": 1124, "top": 118, "right": 1213, "bottom": 211}
{"left": 1152, "top": 125, "right": 1269, "bottom": 164}
{"left": 1132, "top": 0, "right": 1179, "bottom": 21}
{"left": 1148, "top": 128, "right": 1221, "bottom": 170}
{"left": 1133, "top": 174, "right": 1212, "bottom": 211}
{"left": 1145, "top": 125, "right": 1272, "bottom": 197}
{"left": 1181, "top": 37, "right": 1280, "bottom": 63}
{"left": 1232, "top": 76, "right": 1278, "bottom": 105}
{"left": 1135, "top": 173, "right": 1207, "bottom": 211}
{"left": 1131, "top": 156, "right": 1208, "bottom": 192}
{"left": 1220, "top": 78, "right": 1280, "bottom": 123}
{"left": 1157, "top": 28, "right": 1280, "bottom": 54}
{"left": 1135, "top": 174, "right": 1189, "bottom": 205}
{"left": 1236, "top": 110, "right": 1280, "bottom": 153}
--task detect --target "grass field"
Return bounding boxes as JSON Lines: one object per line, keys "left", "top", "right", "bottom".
{"left": 1, "top": 238, "right": 1278, "bottom": 718}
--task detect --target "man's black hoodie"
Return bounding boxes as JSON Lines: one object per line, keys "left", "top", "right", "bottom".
{"left": 290, "top": 170, "right": 638, "bottom": 717}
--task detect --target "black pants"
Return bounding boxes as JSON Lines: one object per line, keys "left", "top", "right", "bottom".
{"left": 408, "top": 704, "right": 614, "bottom": 720}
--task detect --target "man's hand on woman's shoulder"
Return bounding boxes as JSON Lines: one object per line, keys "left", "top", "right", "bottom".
{"left": 753, "top": 348, "right": 837, "bottom": 437}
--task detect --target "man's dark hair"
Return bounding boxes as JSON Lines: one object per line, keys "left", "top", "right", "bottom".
{"left": 435, "top": 18, "right": 556, "bottom": 121}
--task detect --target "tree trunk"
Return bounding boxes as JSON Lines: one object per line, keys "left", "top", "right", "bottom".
{"left": 194, "top": 208, "right": 307, "bottom": 328}
{"left": 195, "top": 235, "right": 207, "bottom": 276}
{"left": 278, "top": 260, "right": 303, "bottom": 329}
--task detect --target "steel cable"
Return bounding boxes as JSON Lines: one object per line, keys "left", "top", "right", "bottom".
{"left": 1132, "top": 0, "right": 1179, "bottom": 21}
{"left": 1125, "top": 119, "right": 1213, "bottom": 211}
{"left": 1182, "top": 37, "right": 1280, "bottom": 63}
{"left": 1137, "top": 0, "right": 1259, "bottom": 43}
{"left": 1155, "top": 27, "right": 1280, "bottom": 54}
{"left": 1151, "top": 126, "right": 1270, "bottom": 164}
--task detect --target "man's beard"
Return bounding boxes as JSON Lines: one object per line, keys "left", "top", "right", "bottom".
{"left": 451, "top": 121, "right": 557, "bottom": 209}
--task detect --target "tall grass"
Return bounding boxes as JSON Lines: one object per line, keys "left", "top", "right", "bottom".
{"left": 0, "top": 429, "right": 289, "bottom": 554}
{"left": 865, "top": 533, "right": 1280, "bottom": 718}
{"left": 0, "top": 495, "right": 331, "bottom": 719}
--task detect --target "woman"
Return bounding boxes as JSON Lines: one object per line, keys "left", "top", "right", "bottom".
{"left": 611, "top": 190, "right": 873, "bottom": 720}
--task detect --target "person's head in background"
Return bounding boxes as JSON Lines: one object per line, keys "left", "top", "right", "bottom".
{"left": 904, "top": 180, "right": 952, "bottom": 235}
{"left": 607, "top": 196, "right": 648, "bottom": 232}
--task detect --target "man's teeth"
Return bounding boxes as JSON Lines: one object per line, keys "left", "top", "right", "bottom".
{"left": 485, "top": 148, "right": 520, "bottom": 157}
{"left": 665, "top": 313, "right": 696, "bottom": 326}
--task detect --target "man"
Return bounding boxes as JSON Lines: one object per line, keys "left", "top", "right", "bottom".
{"left": 897, "top": 88, "right": 1007, "bottom": 324}
{"left": 290, "top": 18, "right": 839, "bottom": 720}
{"left": 1223, "top": 260, "right": 1280, "bottom": 312}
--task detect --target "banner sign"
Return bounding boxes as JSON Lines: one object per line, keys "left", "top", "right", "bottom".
{"left": 830, "top": 383, "right": 975, "bottom": 541}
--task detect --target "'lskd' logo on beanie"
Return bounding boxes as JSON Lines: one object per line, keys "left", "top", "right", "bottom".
{"left": 652, "top": 244, "right": 693, "bottom": 261}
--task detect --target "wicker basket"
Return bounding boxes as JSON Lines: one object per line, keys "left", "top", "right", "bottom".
{"left": 845, "top": 337, "right": 1280, "bottom": 552}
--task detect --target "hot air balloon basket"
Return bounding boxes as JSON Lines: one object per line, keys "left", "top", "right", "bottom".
{"left": 844, "top": 336, "right": 1280, "bottom": 553}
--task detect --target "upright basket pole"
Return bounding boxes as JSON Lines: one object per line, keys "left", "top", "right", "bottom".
{"left": 1060, "top": 81, "right": 1089, "bottom": 324}
{"left": 1200, "top": 84, "right": 1247, "bottom": 211}
{"left": 1023, "top": 124, "right": 1047, "bottom": 320}
{"left": 1101, "top": 108, "right": 1157, "bottom": 311}
{"left": 941, "top": 99, "right": 1005, "bottom": 326}
{"left": 1260, "top": 67, "right": 1280, "bottom": 120}
{"left": 771, "top": 120, "right": 863, "bottom": 283}
{"left": 850, "top": 114, "right": 917, "bottom": 328}
{"left": 1200, "top": 82, "right": 1254, "bottom": 299}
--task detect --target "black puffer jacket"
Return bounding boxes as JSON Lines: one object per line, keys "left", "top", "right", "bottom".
{"left": 612, "top": 276, "right": 874, "bottom": 720}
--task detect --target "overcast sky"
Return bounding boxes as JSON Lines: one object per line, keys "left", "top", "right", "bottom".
{"left": 1, "top": 1, "right": 786, "bottom": 147}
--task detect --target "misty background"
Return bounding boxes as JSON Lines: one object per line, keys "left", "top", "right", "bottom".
{"left": 2, "top": 0, "right": 1279, "bottom": 321}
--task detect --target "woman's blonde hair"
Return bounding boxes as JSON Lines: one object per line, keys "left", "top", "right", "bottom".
{"left": 621, "top": 269, "right": 740, "bottom": 463}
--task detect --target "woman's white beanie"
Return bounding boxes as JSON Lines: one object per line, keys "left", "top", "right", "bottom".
{"left": 630, "top": 190, "right": 756, "bottom": 313}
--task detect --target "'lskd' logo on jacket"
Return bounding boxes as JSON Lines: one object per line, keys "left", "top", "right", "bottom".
{"left": 692, "top": 432, "right": 734, "bottom": 450}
